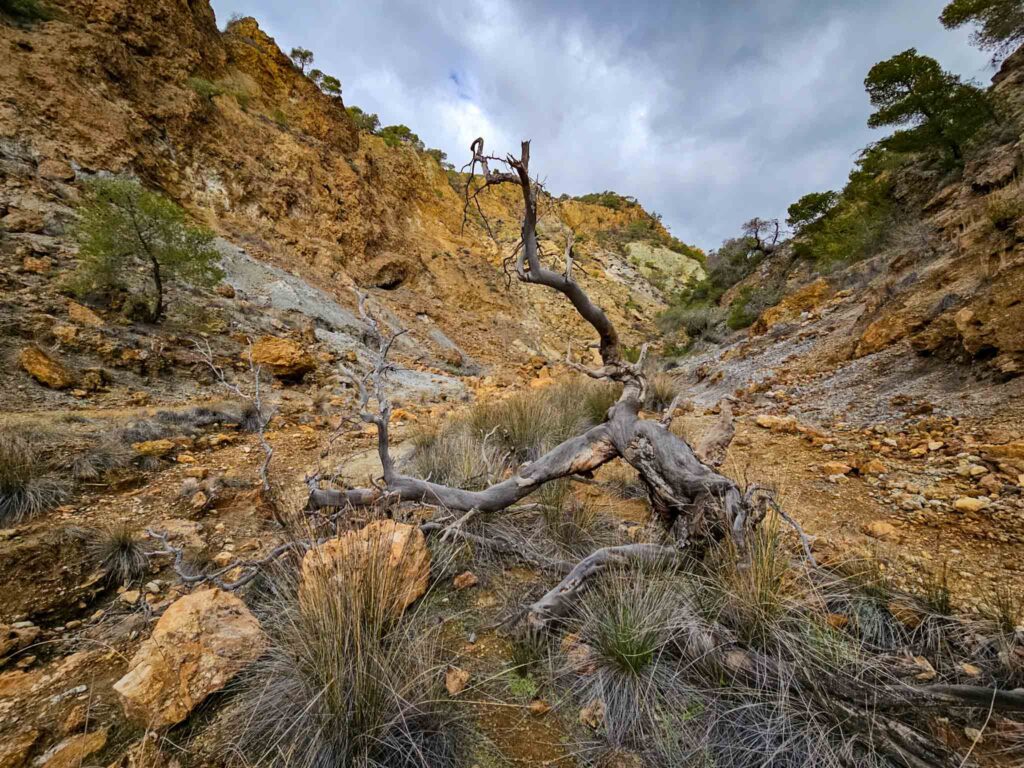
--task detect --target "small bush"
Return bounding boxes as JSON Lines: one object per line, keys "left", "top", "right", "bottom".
{"left": 0, "top": 0, "right": 52, "bottom": 21}
{"left": 0, "top": 433, "right": 69, "bottom": 524}
{"left": 186, "top": 77, "right": 224, "bottom": 100}
{"left": 223, "top": 537, "right": 459, "bottom": 767}
{"left": 657, "top": 304, "right": 727, "bottom": 345}
{"left": 726, "top": 283, "right": 783, "bottom": 331}
{"left": 408, "top": 421, "right": 507, "bottom": 490}
{"left": 645, "top": 373, "right": 679, "bottom": 412}
{"left": 985, "top": 191, "right": 1024, "bottom": 236}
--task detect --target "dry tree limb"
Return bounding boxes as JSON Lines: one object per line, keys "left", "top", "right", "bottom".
{"left": 308, "top": 139, "right": 755, "bottom": 558}
{"left": 146, "top": 529, "right": 305, "bottom": 592}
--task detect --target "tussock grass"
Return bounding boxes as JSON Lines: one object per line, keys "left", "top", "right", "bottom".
{"left": 222, "top": 534, "right": 460, "bottom": 768}
{"left": 545, "top": 526, "right": 1024, "bottom": 766}
{"left": 81, "top": 523, "right": 149, "bottom": 585}
{"left": 0, "top": 433, "right": 69, "bottom": 524}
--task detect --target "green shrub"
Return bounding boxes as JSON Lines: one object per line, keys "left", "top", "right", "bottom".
{"left": 71, "top": 177, "right": 223, "bottom": 323}
{"left": 0, "top": 0, "right": 52, "bottom": 21}
{"left": 726, "top": 284, "right": 782, "bottom": 330}
{"left": 379, "top": 124, "right": 425, "bottom": 151}
{"left": 985, "top": 190, "right": 1024, "bottom": 236}
{"left": 657, "top": 304, "right": 727, "bottom": 344}
{"left": 347, "top": 106, "right": 381, "bottom": 132}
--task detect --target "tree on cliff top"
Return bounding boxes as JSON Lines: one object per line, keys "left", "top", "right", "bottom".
{"left": 289, "top": 47, "right": 314, "bottom": 73}
{"left": 941, "top": 0, "right": 1024, "bottom": 64}
{"left": 71, "top": 178, "right": 222, "bottom": 324}
{"left": 865, "top": 48, "right": 994, "bottom": 162}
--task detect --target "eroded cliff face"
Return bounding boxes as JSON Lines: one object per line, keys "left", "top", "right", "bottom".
{"left": 0, "top": 1, "right": 703, "bottom": 374}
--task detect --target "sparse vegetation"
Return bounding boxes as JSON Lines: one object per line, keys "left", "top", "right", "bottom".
{"left": 0, "top": 433, "right": 69, "bottom": 524}
{"left": 70, "top": 177, "right": 223, "bottom": 323}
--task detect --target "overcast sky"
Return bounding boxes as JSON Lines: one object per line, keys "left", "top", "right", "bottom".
{"left": 209, "top": 0, "right": 991, "bottom": 251}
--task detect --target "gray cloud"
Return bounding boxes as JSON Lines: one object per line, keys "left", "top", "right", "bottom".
{"left": 210, "top": 0, "right": 990, "bottom": 250}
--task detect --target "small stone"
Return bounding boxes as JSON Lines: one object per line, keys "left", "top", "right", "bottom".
{"left": 212, "top": 551, "right": 234, "bottom": 567}
{"left": 177, "top": 453, "right": 197, "bottom": 464}
{"left": 190, "top": 491, "right": 209, "bottom": 511}
{"left": 913, "top": 655, "right": 937, "bottom": 681}
{"left": 861, "top": 458, "right": 888, "bottom": 474}
{"left": 145, "top": 581, "right": 161, "bottom": 595}
{"left": 215, "top": 283, "right": 236, "bottom": 298}
{"left": 959, "top": 663, "right": 982, "bottom": 678}
{"left": 969, "top": 464, "right": 988, "bottom": 478}
{"left": 66, "top": 300, "right": 104, "bottom": 327}
{"left": 21, "top": 255, "right": 51, "bottom": 273}
{"left": 579, "top": 698, "right": 605, "bottom": 729}
{"left": 964, "top": 726, "right": 983, "bottom": 743}
{"left": 453, "top": 571, "right": 479, "bottom": 590}
{"left": 32, "top": 728, "right": 106, "bottom": 768}
{"left": 445, "top": 666, "right": 470, "bottom": 696}
{"left": 528, "top": 699, "right": 551, "bottom": 716}
{"left": 822, "top": 461, "right": 852, "bottom": 476}
{"left": 37, "top": 158, "right": 75, "bottom": 181}
{"left": 862, "top": 520, "right": 898, "bottom": 541}
{"left": 928, "top": 441, "right": 944, "bottom": 452}
{"left": 954, "top": 497, "right": 988, "bottom": 513}
{"left": 119, "top": 590, "right": 141, "bottom": 605}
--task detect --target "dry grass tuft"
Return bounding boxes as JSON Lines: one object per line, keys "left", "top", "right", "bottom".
{"left": 220, "top": 533, "right": 460, "bottom": 768}
{"left": 0, "top": 432, "right": 70, "bottom": 524}
{"left": 82, "top": 523, "right": 149, "bottom": 585}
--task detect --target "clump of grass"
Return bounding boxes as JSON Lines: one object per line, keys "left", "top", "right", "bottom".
{"left": 467, "top": 378, "right": 620, "bottom": 462}
{"left": 561, "top": 568, "right": 689, "bottom": 747}
{"left": 84, "top": 523, "right": 149, "bottom": 585}
{"left": 698, "top": 524, "right": 800, "bottom": 650}
{"left": 222, "top": 533, "right": 459, "bottom": 767}
{"left": 536, "top": 479, "right": 617, "bottom": 558}
{"left": 66, "top": 436, "right": 135, "bottom": 481}
{"left": 0, "top": 433, "right": 69, "bottom": 524}
{"left": 408, "top": 421, "right": 506, "bottom": 490}
{"left": 645, "top": 373, "right": 679, "bottom": 412}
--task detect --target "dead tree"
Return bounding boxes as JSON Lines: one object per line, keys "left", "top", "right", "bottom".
{"left": 306, "top": 138, "right": 769, "bottom": 621}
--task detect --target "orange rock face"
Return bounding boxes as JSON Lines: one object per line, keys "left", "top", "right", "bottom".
{"left": 249, "top": 336, "right": 316, "bottom": 379}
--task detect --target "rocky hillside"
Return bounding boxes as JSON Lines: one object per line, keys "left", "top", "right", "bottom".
{"left": 0, "top": 0, "right": 704, "bottom": 418}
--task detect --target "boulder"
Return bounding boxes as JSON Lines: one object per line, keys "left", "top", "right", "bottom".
{"left": 250, "top": 336, "right": 316, "bottom": 379}
{"left": 300, "top": 520, "right": 429, "bottom": 615}
{"left": 978, "top": 441, "right": 1024, "bottom": 475}
{"left": 66, "top": 301, "right": 104, "bottom": 327}
{"left": 754, "top": 414, "right": 798, "bottom": 433}
{"left": 0, "top": 622, "right": 40, "bottom": 661}
{"left": 453, "top": 571, "right": 479, "bottom": 590}
{"left": 113, "top": 588, "right": 265, "bottom": 728}
{"left": 0, "top": 728, "right": 38, "bottom": 768}
{"left": 821, "top": 461, "right": 852, "bottom": 476}
{"left": 18, "top": 347, "right": 74, "bottom": 389}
